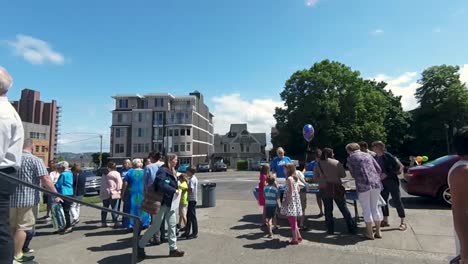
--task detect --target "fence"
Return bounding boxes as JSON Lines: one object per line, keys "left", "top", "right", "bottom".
{"left": 0, "top": 171, "right": 142, "bottom": 264}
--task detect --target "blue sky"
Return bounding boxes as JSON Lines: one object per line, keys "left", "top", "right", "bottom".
{"left": 1, "top": 0, "right": 467, "bottom": 153}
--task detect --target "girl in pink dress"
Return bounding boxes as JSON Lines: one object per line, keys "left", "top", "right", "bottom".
{"left": 258, "top": 165, "right": 269, "bottom": 226}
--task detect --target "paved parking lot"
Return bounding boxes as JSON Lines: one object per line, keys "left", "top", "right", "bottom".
{"left": 30, "top": 171, "right": 456, "bottom": 264}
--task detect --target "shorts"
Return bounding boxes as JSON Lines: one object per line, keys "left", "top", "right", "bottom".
{"left": 300, "top": 191, "right": 307, "bottom": 210}
{"left": 10, "top": 207, "right": 35, "bottom": 231}
{"left": 265, "top": 206, "right": 277, "bottom": 219}
{"left": 179, "top": 204, "right": 188, "bottom": 217}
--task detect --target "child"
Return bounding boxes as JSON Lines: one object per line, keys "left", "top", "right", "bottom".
{"left": 178, "top": 173, "right": 189, "bottom": 231}
{"left": 258, "top": 165, "right": 269, "bottom": 226}
{"left": 281, "top": 163, "right": 303, "bottom": 244}
{"left": 264, "top": 175, "right": 280, "bottom": 238}
{"left": 183, "top": 167, "right": 198, "bottom": 239}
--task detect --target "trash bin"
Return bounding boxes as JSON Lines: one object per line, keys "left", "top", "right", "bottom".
{"left": 202, "top": 182, "right": 216, "bottom": 208}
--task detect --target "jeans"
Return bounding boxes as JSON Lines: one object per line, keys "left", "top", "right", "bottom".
{"left": 101, "top": 199, "right": 120, "bottom": 224}
{"left": 381, "top": 178, "right": 405, "bottom": 218}
{"left": 321, "top": 193, "right": 355, "bottom": 232}
{"left": 70, "top": 195, "right": 83, "bottom": 221}
{"left": 62, "top": 200, "right": 72, "bottom": 229}
{"left": 0, "top": 191, "right": 14, "bottom": 264}
{"left": 139, "top": 206, "right": 177, "bottom": 251}
{"left": 185, "top": 201, "right": 198, "bottom": 236}
{"left": 358, "top": 188, "right": 383, "bottom": 223}
{"left": 23, "top": 229, "right": 35, "bottom": 250}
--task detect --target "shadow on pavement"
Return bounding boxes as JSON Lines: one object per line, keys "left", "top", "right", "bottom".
{"left": 88, "top": 237, "right": 132, "bottom": 252}
{"left": 398, "top": 197, "right": 450, "bottom": 210}
{"left": 85, "top": 229, "right": 129, "bottom": 237}
{"left": 97, "top": 253, "right": 131, "bottom": 264}
{"left": 230, "top": 223, "right": 260, "bottom": 231}
{"left": 243, "top": 238, "right": 289, "bottom": 250}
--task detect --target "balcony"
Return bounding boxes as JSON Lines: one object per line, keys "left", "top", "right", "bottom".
{"left": 166, "top": 117, "right": 192, "bottom": 125}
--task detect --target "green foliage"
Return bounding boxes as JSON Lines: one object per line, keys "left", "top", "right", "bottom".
{"left": 410, "top": 65, "right": 468, "bottom": 158}
{"left": 56, "top": 156, "right": 65, "bottom": 162}
{"left": 273, "top": 60, "right": 410, "bottom": 160}
{"left": 237, "top": 160, "right": 249, "bottom": 171}
{"left": 91, "top": 152, "right": 110, "bottom": 167}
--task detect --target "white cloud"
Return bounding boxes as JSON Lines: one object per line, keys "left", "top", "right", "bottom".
{"left": 433, "top": 27, "right": 441, "bottom": 33}
{"left": 460, "top": 64, "right": 468, "bottom": 86}
{"left": 7, "top": 34, "right": 65, "bottom": 65}
{"left": 306, "top": 0, "right": 319, "bottom": 7}
{"left": 373, "top": 72, "right": 419, "bottom": 111}
{"left": 211, "top": 94, "right": 283, "bottom": 148}
{"left": 371, "top": 29, "right": 384, "bottom": 36}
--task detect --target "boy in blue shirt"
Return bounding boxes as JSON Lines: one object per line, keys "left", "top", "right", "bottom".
{"left": 264, "top": 176, "right": 280, "bottom": 238}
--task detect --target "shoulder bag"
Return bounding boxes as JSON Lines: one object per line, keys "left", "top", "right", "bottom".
{"left": 141, "top": 177, "right": 164, "bottom": 215}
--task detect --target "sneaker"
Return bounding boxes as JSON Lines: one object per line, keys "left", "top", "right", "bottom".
{"left": 186, "top": 234, "right": 198, "bottom": 240}
{"left": 59, "top": 227, "right": 73, "bottom": 235}
{"left": 14, "top": 255, "right": 35, "bottom": 263}
{"left": 22, "top": 248, "right": 34, "bottom": 254}
{"left": 169, "top": 249, "right": 185, "bottom": 257}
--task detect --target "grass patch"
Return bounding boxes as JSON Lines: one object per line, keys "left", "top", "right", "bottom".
{"left": 39, "top": 195, "right": 102, "bottom": 212}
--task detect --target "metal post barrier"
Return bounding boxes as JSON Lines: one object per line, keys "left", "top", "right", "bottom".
{"left": 0, "top": 171, "right": 142, "bottom": 264}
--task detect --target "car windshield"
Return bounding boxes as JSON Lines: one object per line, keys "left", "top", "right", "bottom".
{"left": 82, "top": 170, "right": 95, "bottom": 177}
{"left": 423, "top": 156, "right": 454, "bottom": 167}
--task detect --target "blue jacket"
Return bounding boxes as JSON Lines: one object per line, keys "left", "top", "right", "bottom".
{"left": 55, "top": 171, "right": 74, "bottom": 196}
{"left": 154, "top": 166, "right": 178, "bottom": 208}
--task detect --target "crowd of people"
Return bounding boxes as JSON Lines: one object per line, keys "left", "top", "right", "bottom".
{"left": 1, "top": 64, "right": 468, "bottom": 263}
{"left": 259, "top": 138, "right": 468, "bottom": 263}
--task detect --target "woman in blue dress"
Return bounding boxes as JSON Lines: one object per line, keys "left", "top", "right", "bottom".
{"left": 121, "top": 159, "right": 150, "bottom": 230}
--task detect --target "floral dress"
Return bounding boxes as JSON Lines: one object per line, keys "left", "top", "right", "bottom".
{"left": 122, "top": 168, "right": 150, "bottom": 229}
{"left": 281, "top": 177, "right": 303, "bottom": 217}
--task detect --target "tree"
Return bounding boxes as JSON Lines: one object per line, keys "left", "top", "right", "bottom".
{"left": 273, "top": 60, "right": 410, "bottom": 161}
{"left": 91, "top": 152, "right": 110, "bottom": 167}
{"left": 411, "top": 65, "right": 468, "bottom": 158}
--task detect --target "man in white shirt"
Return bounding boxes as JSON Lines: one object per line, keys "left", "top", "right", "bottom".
{"left": 0, "top": 66, "right": 24, "bottom": 264}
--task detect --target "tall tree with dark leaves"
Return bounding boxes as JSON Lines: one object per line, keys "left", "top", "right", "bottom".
{"left": 273, "top": 60, "right": 410, "bottom": 161}
{"left": 412, "top": 65, "right": 468, "bottom": 158}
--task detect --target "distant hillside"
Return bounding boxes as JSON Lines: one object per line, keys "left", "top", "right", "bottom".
{"left": 57, "top": 152, "right": 94, "bottom": 166}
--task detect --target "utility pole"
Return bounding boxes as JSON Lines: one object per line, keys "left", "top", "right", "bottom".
{"left": 444, "top": 124, "right": 450, "bottom": 154}
{"left": 99, "top": 134, "right": 103, "bottom": 168}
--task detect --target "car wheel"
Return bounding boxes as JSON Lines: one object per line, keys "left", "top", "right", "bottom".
{"left": 438, "top": 185, "right": 451, "bottom": 206}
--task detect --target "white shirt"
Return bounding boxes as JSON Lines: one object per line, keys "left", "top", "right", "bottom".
{"left": 188, "top": 175, "right": 198, "bottom": 202}
{"left": 0, "top": 96, "right": 24, "bottom": 169}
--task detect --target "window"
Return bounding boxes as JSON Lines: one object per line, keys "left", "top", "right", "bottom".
{"left": 187, "top": 129, "right": 191, "bottom": 136}
{"left": 186, "top": 142, "right": 191, "bottom": 151}
{"left": 174, "top": 144, "right": 179, "bottom": 152}
{"left": 138, "top": 112, "right": 143, "bottom": 122}
{"left": 117, "top": 113, "right": 123, "bottom": 123}
{"left": 240, "top": 144, "right": 244, "bottom": 152}
{"left": 133, "top": 143, "right": 149, "bottom": 153}
{"left": 145, "top": 143, "right": 150, "bottom": 153}
{"left": 187, "top": 100, "right": 191, "bottom": 105}
{"left": 154, "top": 112, "right": 164, "bottom": 125}
{"left": 119, "top": 99, "right": 128, "bottom": 109}
{"left": 116, "top": 128, "right": 121, "bottom": 138}
{"left": 115, "top": 144, "right": 124, "bottom": 153}
{"left": 224, "top": 144, "right": 228, "bottom": 153}
{"left": 143, "top": 100, "right": 148, "bottom": 109}
{"left": 246, "top": 146, "right": 250, "bottom": 153}
{"left": 35, "top": 146, "right": 40, "bottom": 153}
{"left": 169, "top": 129, "right": 173, "bottom": 137}
{"left": 171, "top": 113, "right": 175, "bottom": 122}
{"left": 180, "top": 143, "right": 185, "bottom": 152}
{"left": 174, "top": 129, "right": 179, "bottom": 136}
{"left": 160, "top": 98, "right": 164, "bottom": 107}
{"left": 153, "top": 143, "right": 162, "bottom": 152}
{"left": 181, "top": 129, "right": 185, "bottom": 136}
{"left": 42, "top": 146, "right": 46, "bottom": 152}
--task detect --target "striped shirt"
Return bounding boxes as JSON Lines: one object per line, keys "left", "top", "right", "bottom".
{"left": 264, "top": 185, "right": 279, "bottom": 208}
{"left": 10, "top": 152, "right": 48, "bottom": 208}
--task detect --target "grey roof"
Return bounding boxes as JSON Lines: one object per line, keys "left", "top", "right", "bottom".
{"left": 251, "top": 133, "right": 267, "bottom": 145}
{"left": 230, "top": 124, "right": 248, "bottom": 134}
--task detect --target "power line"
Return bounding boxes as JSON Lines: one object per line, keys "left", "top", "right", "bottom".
{"left": 59, "top": 136, "right": 101, "bottom": 145}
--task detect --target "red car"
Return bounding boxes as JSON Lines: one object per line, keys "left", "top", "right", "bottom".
{"left": 401, "top": 155, "right": 460, "bottom": 206}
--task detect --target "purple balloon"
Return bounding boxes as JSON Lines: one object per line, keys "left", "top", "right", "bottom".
{"left": 303, "top": 124, "right": 315, "bottom": 142}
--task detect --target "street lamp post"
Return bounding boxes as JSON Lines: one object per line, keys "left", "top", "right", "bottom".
{"left": 99, "top": 134, "right": 103, "bottom": 168}
{"left": 444, "top": 123, "right": 450, "bottom": 154}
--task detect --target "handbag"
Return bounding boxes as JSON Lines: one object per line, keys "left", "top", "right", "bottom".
{"left": 317, "top": 162, "right": 346, "bottom": 199}
{"left": 141, "top": 179, "right": 164, "bottom": 215}
{"left": 377, "top": 195, "right": 387, "bottom": 207}
{"left": 51, "top": 202, "right": 66, "bottom": 230}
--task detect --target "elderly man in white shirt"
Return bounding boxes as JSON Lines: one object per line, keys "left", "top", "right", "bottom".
{"left": 0, "top": 66, "right": 24, "bottom": 264}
